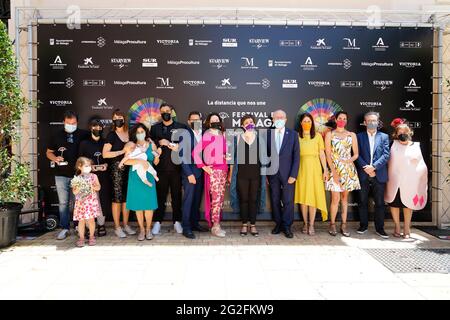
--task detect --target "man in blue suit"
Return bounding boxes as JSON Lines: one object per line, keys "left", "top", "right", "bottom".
{"left": 266, "top": 110, "right": 300, "bottom": 238}
{"left": 180, "top": 111, "right": 209, "bottom": 239}
{"left": 356, "top": 111, "right": 390, "bottom": 238}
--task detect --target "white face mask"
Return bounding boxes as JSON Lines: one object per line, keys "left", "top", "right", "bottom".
{"left": 64, "top": 124, "right": 77, "bottom": 133}
{"left": 82, "top": 166, "right": 92, "bottom": 174}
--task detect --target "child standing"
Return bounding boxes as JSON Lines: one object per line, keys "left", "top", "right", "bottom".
{"left": 71, "top": 157, "right": 101, "bottom": 247}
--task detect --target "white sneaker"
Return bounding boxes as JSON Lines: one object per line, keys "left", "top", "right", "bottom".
{"left": 114, "top": 227, "right": 127, "bottom": 238}
{"left": 146, "top": 230, "right": 154, "bottom": 240}
{"left": 152, "top": 222, "right": 161, "bottom": 235}
{"left": 56, "top": 229, "right": 69, "bottom": 240}
{"left": 174, "top": 221, "right": 183, "bottom": 234}
{"left": 123, "top": 225, "right": 136, "bottom": 235}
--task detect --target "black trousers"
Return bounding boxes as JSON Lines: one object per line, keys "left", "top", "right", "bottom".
{"left": 154, "top": 171, "right": 182, "bottom": 222}
{"left": 237, "top": 175, "right": 260, "bottom": 225}
{"left": 358, "top": 177, "right": 386, "bottom": 232}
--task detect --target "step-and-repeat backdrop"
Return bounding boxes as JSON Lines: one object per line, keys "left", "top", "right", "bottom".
{"left": 37, "top": 24, "right": 433, "bottom": 221}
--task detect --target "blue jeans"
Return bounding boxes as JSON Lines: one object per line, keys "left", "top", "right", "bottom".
{"left": 54, "top": 176, "right": 74, "bottom": 230}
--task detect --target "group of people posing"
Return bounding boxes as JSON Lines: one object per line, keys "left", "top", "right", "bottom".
{"left": 46, "top": 105, "right": 428, "bottom": 247}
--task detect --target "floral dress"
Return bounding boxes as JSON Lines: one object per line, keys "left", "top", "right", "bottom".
{"left": 72, "top": 173, "right": 101, "bottom": 221}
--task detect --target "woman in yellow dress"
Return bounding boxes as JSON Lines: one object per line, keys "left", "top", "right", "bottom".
{"left": 294, "top": 113, "right": 329, "bottom": 236}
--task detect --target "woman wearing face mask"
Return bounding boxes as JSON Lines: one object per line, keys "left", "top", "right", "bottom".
{"left": 192, "top": 113, "right": 229, "bottom": 237}
{"left": 102, "top": 109, "right": 136, "bottom": 238}
{"left": 228, "top": 115, "right": 266, "bottom": 237}
{"left": 325, "top": 111, "right": 360, "bottom": 237}
{"left": 385, "top": 119, "right": 428, "bottom": 239}
{"left": 294, "top": 113, "right": 329, "bottom": 236}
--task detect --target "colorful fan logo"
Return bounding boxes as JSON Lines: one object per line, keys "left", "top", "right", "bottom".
{"left": 128, "top": 97, "right": 177, "bottom": 129}
{"left": 295, "top": 98, "right": 342, "bottom": 134}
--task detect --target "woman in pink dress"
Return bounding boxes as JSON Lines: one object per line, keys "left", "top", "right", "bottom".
{"left": 385, "top": 119, "right": 428, "bottom": 239}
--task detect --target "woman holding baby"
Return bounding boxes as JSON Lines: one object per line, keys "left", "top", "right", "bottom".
{"left": 122, "top": 123, "right": 160, "bottom": 241}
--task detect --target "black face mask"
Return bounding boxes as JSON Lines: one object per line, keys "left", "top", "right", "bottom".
{"left": 398, "top": 133, "right": 410, "bottom": 142}
{"left": 210, "top": 122, "right": 222, "bottom": 130}
{"left": 161, "top": 113, "right": 172, "bottom": 122}
{"left": 92, "top": 129, "right": 103, "bottom": 137}
{"left": 113, "top": 119, "right": 124, "bottom": 128}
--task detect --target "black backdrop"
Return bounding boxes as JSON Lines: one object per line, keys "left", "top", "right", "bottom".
{"left": 37, "top": 24, "right": 433, "bottom": 221}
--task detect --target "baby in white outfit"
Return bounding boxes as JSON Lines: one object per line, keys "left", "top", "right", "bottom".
{"left": 119, "top": 143, "right": 159, "bottom": 187}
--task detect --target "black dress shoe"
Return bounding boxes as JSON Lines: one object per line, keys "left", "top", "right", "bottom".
{"left": 271, "top": 225, "right": 282, "bottom": 234}
{"left": 192, "top": 225, "right": 209, "bottom": 232}
{"left": 284, "top": 229, "right": 294, "bottom": 238}
{"left": 183, "top": 231, "right": 196, "bottom": 239}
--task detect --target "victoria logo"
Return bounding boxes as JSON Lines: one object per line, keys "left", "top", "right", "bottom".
{"left": 404, "top": 78, "right": 421, "bottom": 92}
{"left": 183, "top": 80, "right": 206, "bottom": 87}
{"left": 50, "top": 55, "right": 67, "bottom": 70}
{"left": 343, "top": 38, "right": 360, "bottom": 50}
{"left": 156, "top": 39, "right": 179, "bottom": 46}
{"left": 307, "top": 81, "right": 330, "bottom": 88}
{"left": 372, "top": 37, "right": 389, "bottom": 51}
{"left": 156, "top": 77, "right": 174, "bottom": 89}
{"left": 340, "top": 81, "right": 363, "bottom": 88}
{"left": 49, "top": 100, "right": 73, "bottom": 107}
{"left": 360, "top": 101, "right": 382, "bottom": 108}
{"left": 78, "top": 57, "right": 100, "bottom": 69}
{"left": 311, "top": 38, "right": 332, "bottom": 50}
{"left": 209, "top": 58, "right": 230, "bottom": 69}
{"left": 301, "top": 57, "right": 318, "bottom": 71}
{"left": 216, "top": 78, "right": 237, "bottom": 90}
{"left": 399, "top": 62, "right": 421, "bottom": 68}
{"left": 222, "top": 38, "right": 238, "bottom": 47}
{"left": 373, "top": 80, "right": 393, "bottom": 91}
{"left": 401, "top": 99, "right": 421, "bottom": 111}
{"left": 282, "top": 79, "right": 298, "bottom": 89}
{"left": 241, "top": 57, "right": 258, "bottom": 69}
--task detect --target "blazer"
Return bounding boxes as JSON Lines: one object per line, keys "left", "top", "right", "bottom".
{"left": 356, "top": 131, "right": 390, "bottom": 183}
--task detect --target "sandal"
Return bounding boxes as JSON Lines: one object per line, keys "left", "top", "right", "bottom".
{"left": 250, "top": 225, "right": 259, "bottom": 237}
{"left": 240, "top": 224, "right": 248, "bottom": 236}
{"left": 328, "top": 223, "right": 337, "bottom": 236}
{"left": 302, "top": 223, "right": 309, "bottom": 234}
{"left": 392, "top": 231, "right": 403, "bottom": 238}
{"left": 97, "top": 225, "right": 107, "bottom": 237}
{"left": 308, "top": 224, "right": 315, "bottom": 236}
{"left": 340, "top": 223, "right": 350, "bottom": 237}
{"left": 76, "top": 239, "right": 85, "bottom": 247}
{"left": 88, "top": 237, "right": 96, "bottom": 246}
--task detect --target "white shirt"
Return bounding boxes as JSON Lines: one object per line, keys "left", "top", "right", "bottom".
{"left": 192, "top": 129, "right": 202, "bottom": 144}
{"left": 275, "top": 127, "right": 285, "bottom": 154}
{"left": 367, "top": 130, "right": 377, "bottom": 165}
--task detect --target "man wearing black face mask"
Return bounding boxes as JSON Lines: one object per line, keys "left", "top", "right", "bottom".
{"left": 150, "top": 103, "right": 189, "bottom": 235}
{"left": 79, "top": 119, "right": 112, "bottom": 237}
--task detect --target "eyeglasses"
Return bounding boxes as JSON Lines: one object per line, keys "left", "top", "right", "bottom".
{"left": 67, "top": 133, "right": 74, "bottom": 143}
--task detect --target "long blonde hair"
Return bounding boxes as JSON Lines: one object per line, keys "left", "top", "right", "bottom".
{"left": 75, "top": 157, "right": 93, "bottom": 176}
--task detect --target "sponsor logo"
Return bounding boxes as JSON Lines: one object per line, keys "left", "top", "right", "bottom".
{"left": 409, "top": 121, "right": 422, "bottom": 129}
{"left": 279, "top": 40, "right": 302, "bottom": 47}
{"left": 209, "top": 58, "right": 230, "bottom": 69}
{"left": 222, "top": 38, "right": 238, "bottom": 47}
{"left": 268, "top": 60, "right": 292, "bottom": 67}
{"left": 328, "top": 59, "right": 352, "bottom": 69}
{"left": 49, "top": 38, "right": 73, "bottom": 46}
{"left": 156, "top": 77, "right": 174, "bottom": 89}
{"left": 400, "top": 99, "right": 421, "bottom": 111}
{"left": 282, "top": 79, "right": 298, "bottom": 88}
{"left": 49, "top": 78, "right": 74, "bottom": 88}
{"left": 301, "top": 57, "right": 318, "bottom": 71}
{"left": 241, "top": 57, "right": 258, "bottom": 70}
{"left": 78, "top": 57, "right": 100, "bottom": 69}
{"left": 307, "top": 81, "right": 330, "bottom": 88}
{"left": 142, "top": 58, "right": 158, "bottom": 67}
{"left": 49, "top": 100, "right": 73, "bottom": 107}
{"left": 111, "top": 58, "right": 132, "bottom": 69}
{"left": 50, "top": 55, "right": 67, "bottom": 70}
{"left": 83, "top": 80, "right": 106, "bottom": 87}
{"left": 156, "top": 39, "right": 180, "bottom": 46}
{"left": 215, "top": 78, "right": 237, "bottom": 90}
{"left": 400, "top": 41, "right": 422, "bottom": 48}
{"left": 361, "top": 62, "right": 394, "bottom": 67}
{"left": 182, "top": 80, "right": 206, "bottom": 87}
{"left": 167, "top": 60, "right": 200, "bottom": 66}
{"left": 245, "top": 78, "right": 271, "bottom": 89}
{"left": 311, "top": 38, "right": 332, "bottom": 50}
{"left": 92, "top": 98, "right": 114, "bottom": 110}
{"left": 114, "top": 39, "right": 147, "bottom": 45}
{"left": 399, "top": 62, "right": 421, "bottom": 68}
{"left": 340, "top": 81, "right": 363, "bottom": 88}
{"left": 343, "top": 38, "right": 360, "bottom": 50}
{"left": 189, "top": 39, "right": 213, "bottom": 46}
{"left": 373, "top": 80, "right": 393, "bottom": 91}
{"left": 372, "top": 37, "right": 389, "bottom": 51}
{"left": 249, "top": 38, "right": 269, "bottom": 49}
{"left": 360, "top": 101, "right": 382, "bottom": 108}
{"left": 404, "top": 78, "right": 421, "bottom": 92}
{"left": 80, "top": 37, "right": 106, "bottom": 47}
{"left": 114, "top": 80, "right": 147, "bottom": 86}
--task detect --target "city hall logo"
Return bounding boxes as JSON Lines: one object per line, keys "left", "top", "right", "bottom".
{"left": 340, "top": 81, "right": 363, "bottom": 88}
{"left": 404, "top": 78, "right": 421, "bottom": 92}
{"left": 400, "top": 41, "right": 422, "bottom": 49}
{"left": 372, "top": 37, "right": 389, "bottom": 51}
{"left": 188, "top": 39, "right": 212, "bottom": 46}
{"left": 282, "top": 79, "right": 298, "bottom": 88}
{"left": 156, "top": 77, "right": 174, "bottom": 89}
{"left": 307, "top": 81, "right": 330, "bottom": 88}
{"left": 156, "top": 39, "right": 180, "bottom": 46}
{"left": 78, "top": 57, "right": 100, "bottom": 69}
{"left": 49, "top": 78, "right": 75, "bottom": 88}
{"left": 249, "top": 38, "right": 269, "bottom": 49}
{"left": 142, "top": 58, "right": 158, "bottom": 68}
{"left": 399, "top": 62, "right": 422, "bottom": 68}
{"left": 241, "top": 57, "right": 258, "bottom": 69}
{"left": 83, "top": 80, "right": 106, "bottom": 87}
{"left": 49, "top": 100, "right": 73, "bottom": 107}
{"left": 182, "top": 80, "right": 206, "bottom": 87}
{"left": 209, "top": 58, "right": 230, "bottom": 69}
{"left": 401, "top": 99, "right": 421, "bottom": 111}
{"left": 50, "top": 55, "right": 67, "bottom": 70}
{"left": 268, "top": 60, "right": 292, "bottom": 67}
{"left": 216, "top": 78, "right": 237, "bottom": 90}
{"left": 342, "top": 38, "right": 360, "bottom": 50}
{"left": 373, "top": 80, "right": 393, "bottom": 91}
{"left": 246, "top": 78, "right": 271, "bottom": 89}
{"left": 328, "top": 59, "right": 352, "bottom": 69}
{"left": 92, "top": 98, "right": 114, "bottom": 110}
{"left": 222, "top": 38, "right": 238, "bottom": 47}
{"left": 114, "top": 39, "right": 147, "bottom": 45}
{"left": 311, "top": 38, "right": 332, "bottom": 50}
{"left": 81, "top": 37, "right": 106, "bottom": 47}
{"left": 301, "top": 57, "right": 318, "bottom": 71}
{"left": 279, "top": 40, "right": 302, "bottom": 47}
{"left": 361, "top": 61, "right": 394, "bottom": 67}
{"left": 49, "top": 38, "right": 73, "bottom": 46}
{"left": 360, "top": 101, "right": 382, "bottom": 108}
{"left": 111, "top": 58, "right": 132, "bottom": 69}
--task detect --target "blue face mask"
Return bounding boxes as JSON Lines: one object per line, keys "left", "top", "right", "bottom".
{"left": 367, "top": 122, "right": 378, "bottom": 130}
{"left": 136, "top": 133, "right": 146, "bottom": 141}
{"left": 64, "top": 124, "right": 77, "bottom": 133}
{"left": 274, "top": 119, "right": 285, "bottom": 129}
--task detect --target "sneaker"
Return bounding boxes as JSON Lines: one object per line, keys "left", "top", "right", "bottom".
{"left": 376, "top": 230, "right": 389, "bottom": 239}
{"left": 76, "top": 239, "right": 85, "bottom": 247}
{"left": 152, "top": 222, "right": 161, "bottom": 235}
{"left": 356, "top": 227, "right": 368, "bottom": 234}
{"left": 146, "top": 230, "right": 154, "bottom": 240}
{"left": 137, "top": 231, "right": 145, "bottom": 241}
{"left": 174, "top": 221, "right": 183, "bottom": 234}
{"left": 123, "top": 225, "right": 136, "bottom": 235}
{"left": 88, "top": 237, "right": 96, "bottom": 246}
{"left": 211, "top": 226, "right": 226, "bottom": 238}
{"left": 114, "top": 227, "right": 127, "bottom": 238}
{"left": 56, "top": 229, "right": 70, "bottom": 240}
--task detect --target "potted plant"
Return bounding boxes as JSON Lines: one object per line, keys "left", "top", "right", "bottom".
{"left": 0, "top": 20, "right": 34, "bottom": 248}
